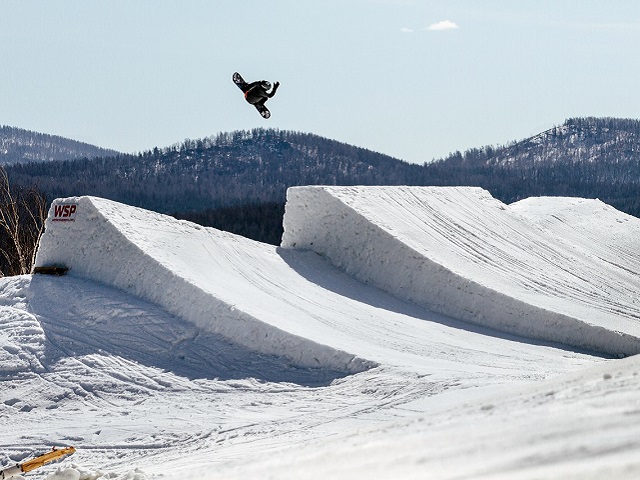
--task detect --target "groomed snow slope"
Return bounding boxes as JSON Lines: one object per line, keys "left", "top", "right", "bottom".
{"left": 282, "top": 186, "right": 640, "bottom": 357}
{"left": 33, "top": 195, "right": 595, "bottom": 385}
{"left": 34, "top": 196, "right": 374, "bottom": 375}
{"left": 4, "top": 188, "right": 640, "bottom": 478}
{"left": 511, "top": 196, "right": 640, "bottom": 276}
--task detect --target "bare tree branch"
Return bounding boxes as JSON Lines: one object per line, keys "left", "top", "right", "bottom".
{"left": 0, "top": 167, "right": 48, "bottom": 276}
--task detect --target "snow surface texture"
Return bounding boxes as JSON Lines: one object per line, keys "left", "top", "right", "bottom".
{"left": 34, "top": 196, "right": 374, "bottom": 376}
{"left": 283, "top": 186, "right": 640, "bottom": 357}
{"left": 1, "top": 186, "right": 639, "bottom": 479}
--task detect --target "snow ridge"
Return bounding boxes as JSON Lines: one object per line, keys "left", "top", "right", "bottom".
{"left": 34, "top": 188, "right": 640, "bottom": 368}
{"left": 34, "top": 197, "right": 374, "bottom": 375}
{"left": 282, "top": 186, "right": 640, "bottom": 357}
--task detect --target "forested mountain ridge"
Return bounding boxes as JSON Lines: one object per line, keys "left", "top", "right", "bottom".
{"left": 0, "top": 125, "right": 120, "bottom": 164}
{"left": 439, "top": 117, "right": 640, "bottom": 169}
{"left": 496, "top": 117, "right": 640, "bottom": 167}
{"left": 426, "top": 117, "right": 640, "bottom": 212}
{"left": 5, "top": 129, "right": 423, "bottom": 213}
{"left": 4, "top": 117, "right": 640, "bottom": 244}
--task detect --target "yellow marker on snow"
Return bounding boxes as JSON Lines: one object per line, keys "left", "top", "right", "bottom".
{"left": 1, "top": 446, "right": 75, "bottom": 479}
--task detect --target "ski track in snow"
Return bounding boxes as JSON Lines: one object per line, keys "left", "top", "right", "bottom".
{"left": 1, "top": 186, "right": 640, "bottom": 479}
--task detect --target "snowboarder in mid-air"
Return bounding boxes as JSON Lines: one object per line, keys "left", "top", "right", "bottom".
{"left": 233, "top": 72, "right": 280, "bottom": 119}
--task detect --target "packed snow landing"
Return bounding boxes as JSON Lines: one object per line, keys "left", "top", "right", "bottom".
{"left": 1, "top": 186, "right": 639, "bottom": 479}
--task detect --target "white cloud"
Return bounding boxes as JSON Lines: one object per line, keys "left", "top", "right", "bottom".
{"left": 426, "top": 20, "right": 459, "bottom": 31}
{"left": 400, "top": 27, "right": 414, "bottom": 33}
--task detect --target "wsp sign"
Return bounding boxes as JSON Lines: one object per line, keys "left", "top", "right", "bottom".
{"left": 52, "top": 203, "right": 78, "bottom": 222}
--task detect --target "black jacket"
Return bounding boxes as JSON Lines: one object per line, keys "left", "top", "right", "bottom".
{"left": 244, "top": 81, "right": 279, "bottom": 105}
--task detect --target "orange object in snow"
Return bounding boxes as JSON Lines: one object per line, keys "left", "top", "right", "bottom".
{"left": 0, "top": 446, "right": 75, "bottom": 479}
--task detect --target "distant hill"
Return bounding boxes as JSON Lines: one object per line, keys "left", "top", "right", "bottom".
{"left": 426, "top": 117, "right": 640, "bottom": 213}
{"left": 5, "top": 129, "right": 424, "bottom": 213}
{"left": 5, "top": 118, "right": 640, "bottom": 244}
{"left": 0, "top": 125, "right": 119, "bottom": 164}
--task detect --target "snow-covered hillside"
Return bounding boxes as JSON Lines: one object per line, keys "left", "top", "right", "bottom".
{"left": 2, "top": 186, "right": 640, "bottom": 479}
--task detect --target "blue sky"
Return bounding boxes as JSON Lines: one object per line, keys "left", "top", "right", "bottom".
{"left": 2, "top": 1, "right": 640, "bottom": 163}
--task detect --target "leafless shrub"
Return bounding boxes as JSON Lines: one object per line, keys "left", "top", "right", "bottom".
{"left": 0, "top": 168, "right": 48, "bottom": 276}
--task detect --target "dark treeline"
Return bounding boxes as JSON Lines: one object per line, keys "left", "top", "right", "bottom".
{"left": 173, "top": 202, "right": 285, "bottom": 246}
{"left": 5, "top": 118, "right": 640, "bottom": 245}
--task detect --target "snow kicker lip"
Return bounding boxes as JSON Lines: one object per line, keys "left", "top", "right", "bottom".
{"left": 34, "top": 196, "right": 377, "bottom": 377}
{"left": 282, "top": 186, "right": 640, "bottom": 358}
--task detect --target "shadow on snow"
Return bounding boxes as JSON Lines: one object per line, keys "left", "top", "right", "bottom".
{"left": 27, "top": 275, "right": 350, "bottom": 388}
{"left": 277, "top": 248, "right": 610, "bottom": 358}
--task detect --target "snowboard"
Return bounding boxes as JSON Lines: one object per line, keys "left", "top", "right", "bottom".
{"left": 233, "top": 72, "right": 271, "bottom": 119}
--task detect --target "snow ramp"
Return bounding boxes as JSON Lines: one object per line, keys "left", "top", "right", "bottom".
{"left": 282, "top": 186, "right": 640, "bottom": 357}
{"left": 34, "top": 196, "right": 375, "bottom": 375}
{"left": 511, "top": 196, "right": 640, "bottom": 276}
